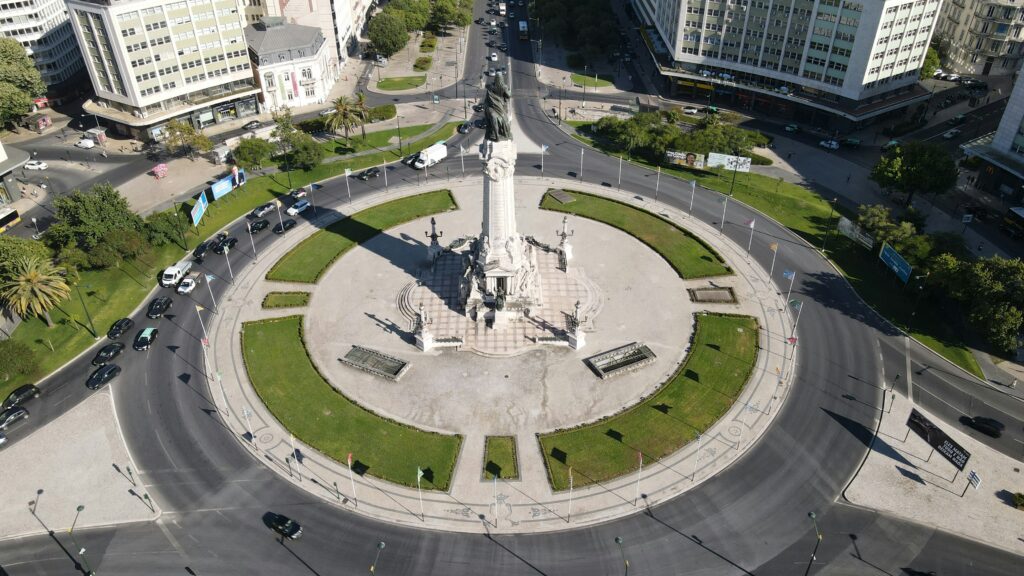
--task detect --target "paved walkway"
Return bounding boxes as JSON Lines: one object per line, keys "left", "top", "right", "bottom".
{"left": 206, "top": 176, "right": 797, "bottom": 534}
{"left": 363, "top": 27, "right": 470, "bottom": 96}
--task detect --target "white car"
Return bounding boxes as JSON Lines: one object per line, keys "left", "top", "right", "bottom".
{"left": 683, "top": 106, "right": 700, "bottom": 115}
{"left": 24, "top": 160, "right": 48, "bottom": 170}
{"left": 176, "top": 278, "right": 198, "bottom": 295}
{"left": 286, "top": 199, "right": 310, "bottom": 216}
{"left": 489, "top": 52, "right": 498, "bottom": 61}
{"left": 251, "top": 202, "right": 275, "bottom": 218}
{"left": 489, "top": 19, "right": 496, "bottom": 26}
{"left": 943, "top": 129, "right": 961, "bottom": 139}
{"left": 818, "top": 139, "right": 839, "bottom": 150}
{"left": 319, "top": 109, "right": 334, "bottom": 117}
{"left": 75, "top": 139, "right": 96, "bottom": 149}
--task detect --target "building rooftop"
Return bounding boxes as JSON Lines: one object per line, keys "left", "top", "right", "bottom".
{"left": 245, "top": 18, "right": 324, "bottom": 62}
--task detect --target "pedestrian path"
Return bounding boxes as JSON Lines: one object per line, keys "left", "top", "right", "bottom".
{"left": 363, "top": 28, "right": 470, "bottom": 96}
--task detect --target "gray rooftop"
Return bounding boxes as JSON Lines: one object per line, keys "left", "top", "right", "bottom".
{"left": 245, "top": 18, "right": 324, "bottom": 62}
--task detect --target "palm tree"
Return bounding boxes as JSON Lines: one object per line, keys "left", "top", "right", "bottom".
{"left": 326, "top": 96, "right": 361, "bottom": 142}
{"left": 0, "top": 255, "right": 71, "bottom": 328}
{"left": 355, "top": 92, "right": 371, "bottom": 141}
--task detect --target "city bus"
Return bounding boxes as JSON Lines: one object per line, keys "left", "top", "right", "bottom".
{"left": 0, "top": 207, "right": 21, "bottom": 234}
{"left": 518, "top": 20, "right": 528, "bottom": 40}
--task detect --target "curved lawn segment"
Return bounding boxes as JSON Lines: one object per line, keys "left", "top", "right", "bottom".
{"left": 267, "top": 190, "right": 458, "bottom": 283}
{"left": 540, "top": 190, "right": 731, "bottom": 278}
{"left": 538, "top": 313, "right": 758, "bottom": 490}
{"left": 241, "top": 315, "right": 462, "bottom": 490}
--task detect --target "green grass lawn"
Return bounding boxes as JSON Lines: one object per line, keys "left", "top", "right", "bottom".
{"left": 377, "top": 75, "right": 427, "bottom": 91}
{"left": 262, "top": 291, "right": 310, "bottom": 308}
{"left": 571, "top": 73, "right": 614, "bottom": 88}
{"left": 539, "top": 313, "right": 759, "bottom": 490}
{"left": 320, "top": 124, "right": 433, "bottom": 156}
{"left": 241, "top": 316, "right": 462, "bottom": 490}
{"left": 267, "top": 190, "right": 458, "bottom": 283}
{"left": 483, "top": 436, "right": 519, "bottom": 480}
{"left": 541, "top": 190, "right": 730, "bottom": 278}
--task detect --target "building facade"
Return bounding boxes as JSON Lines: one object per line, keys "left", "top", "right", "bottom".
{"left": 936, "top": 0, "right": 1024, "bottom": 77}
{"left": 264, "top": 0, "right": 375, "bottom": 65}
{"left": 0, "top": 0, "right": 86, "bottom": 101}
{"left": 633, "top": 0, "right": 943, "bottom": 128}
{"left": 66, "top": 0, "right": 260, "bottom": 140}
{"left": 245, "top": 18, "right": 337, "bottom": 111}
{"left": 962, "top": 71, "right": 1024, "bottom": 204}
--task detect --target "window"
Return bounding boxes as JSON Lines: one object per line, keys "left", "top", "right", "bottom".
{"left": 305, "top": 86, "right": 316, "bottom": 97}
{"left": 264, "top": 72, "right": 274, "bottom": 88}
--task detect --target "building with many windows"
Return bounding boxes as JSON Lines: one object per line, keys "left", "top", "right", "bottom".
{"left": 0, "top": 0, "right": 86, "bottom": 101}
{"left": 67, "top": 0, "right": 260, "bottom": 140}
{"left": 245, "top": 18, "right": 337, "bottom": 111}
{"left": 962, "top": 71, "right": 1024, "bottom": 205}
{"left": 935, "top": 0, "right": 1024, "bottom": 77}
{"left": 261, "top": 0, "right": 375, "bottom": 68}
{"left": 632, "top": 0, "right": 944, "bottom": 128}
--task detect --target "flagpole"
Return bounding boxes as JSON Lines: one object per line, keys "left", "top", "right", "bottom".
{"left": 223, "top": 245, "right": 234, "bottom": 283}
{"left": 247, "top": 222, "right": 258, "bottom": 262}
{"left": 195, "top": 305, "right": 208, "bottom": 342}
{"left": 791, "top": 300, "right": 804, "bottom": 336}
{"left": 720, "top": 195, "right": 729, "bottom": 233}
{"left": 567, "top": 467, "right": 573, "bottom": 523}
{"left": 786, "top": 271, "right": 796, "bottom": 303}
{"left": 691, "top": 434, "right": 702, "bottom": 481}
{"left": 459, "top": 145, "right": 465, "bottom": 177}
{"left": 417, "top": 474, "right": 425, "bottom": 521}
{"left": 689, "top": 180, "right": 696, "bottom": 215}
{"left": 348, "top": 453, "right": 358, "bottom": 506}
{"left": 769, "top": 245, "right": 779, "bottom": 277}
{"left": 204, "top": 275, "right": 219, "bottom": 313}
{"left": 493, "top": 474, "right": 498, "bottom": 528}
{"left": 634, "top": 451, "right": 642, "bottom": 506}
{"left": 746, "top": 220, "right": 755, "bottom": 254}
{"left": 290, "top": 434, "right": 302, "bottom": 481}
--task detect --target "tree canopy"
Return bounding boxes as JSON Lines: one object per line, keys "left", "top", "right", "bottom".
{"left": 47, "top": 183, "right": 144, "bottom": 254}
{"left": 287, "top": 132, "right": 325, "bottom": 170}
{"left": 870, "top": 141, "right": 957, "bottom": 206}
{"left": 0, "top": 38, "right": 44, "bottom": 128}
{"left": 163, "top": 119, "right": 213, "bottom": 158}
{"left": 921, "top": 47, "right": 940, "bottom": 79}
{"left": 0, "top": 236, "right": 50, "bottom": 277}
{"left": 591, "top": 113, "right": 768, "bottom": 164}
{"left": 233, "top": 137, "right": 276, "bottom": 171}
{"left": 369, "top": 11, "right": 409, "bottom": 57}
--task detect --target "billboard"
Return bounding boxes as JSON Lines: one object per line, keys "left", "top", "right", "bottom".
{"left": 837, "top": 216, "right": 874, "bottom": 250}
{"left": 707, "top": 152, "right": 752, "bottom": 172}
{"left": 190, "top": 193, "right": 209, "bottom": 226}
{"left": 879, "top": 242, "right": 912, "bottom": 283}
{"left": 666, "top": 150, "right": 705, "bottom": 169}
{"left": 907, "top": 409, "right": 970, "bottom": 471}
{"left": 210, "top": 174, "right": 234, "bottom": 200}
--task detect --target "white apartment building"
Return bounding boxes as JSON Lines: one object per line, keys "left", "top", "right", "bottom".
{"left": 633, "top": 0, "right": 944, "bottom": 127}
{"left": 261, "top": 0, "right": 373, "bottom": 67}
{"left": 0, "top": 0, "right": 85, "bottom": 100}
{"left": 936, "top": 0, "right": 1024, "bottom": 77}
{"left": 67, "top": 0, "right": 260, "bottom": 140}
{"left": 245, "top": 18, "right": 338, "bottom": 110}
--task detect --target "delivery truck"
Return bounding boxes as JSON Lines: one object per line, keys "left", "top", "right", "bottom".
{"left": 413, "top": 142, "right": 448, "bottom": 169}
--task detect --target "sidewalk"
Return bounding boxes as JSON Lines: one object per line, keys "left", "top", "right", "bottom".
{"left": 363, "top": 28, "right": 469, "bottom": 96}
{"left": 205, "top": 176, "right": 797, "bottom": 534}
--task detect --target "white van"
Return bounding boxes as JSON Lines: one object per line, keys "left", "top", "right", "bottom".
{"left": 160, "top": 260, "right": 194, "bottom": 287}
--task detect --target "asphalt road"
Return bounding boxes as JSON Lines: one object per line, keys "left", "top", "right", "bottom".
{"left": 2, "top": 2, "right": 1022, "bottom": 574}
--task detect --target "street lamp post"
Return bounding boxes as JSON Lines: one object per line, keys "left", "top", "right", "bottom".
{"left": 614, "top": 536, "right": 629, "bottom": 576}
{"left": 820, "top": 197, "right": 838, "bottom": 253}
{"left": 70, "top": 504, "right": 85, "bottom": 534}
{"left": 582, "top": 65, "right": 588, "bottom": 109}
{"left": 579, "top": 148, "right": 584, "bottom": 182}
{"left": 370, "top": 540, "right": 386, "bottom": 574}
{"left": 808, "top": 511, "right": 822, "bottom": 541}
{"left": 396, "top": 115, "right": 404, "bottom": 156}
{"left": 78, "top": 547, "right": 95, "bottom": 576}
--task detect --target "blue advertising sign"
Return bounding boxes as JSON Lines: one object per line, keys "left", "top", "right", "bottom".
{"left": 190, "top": 193, "right": 208, "bottom": 226}
{"left": 209, "top": 174, "right": 234, "bottom": 200}
{"left": 879, "top": 242, "right": 912, "bottom": 283}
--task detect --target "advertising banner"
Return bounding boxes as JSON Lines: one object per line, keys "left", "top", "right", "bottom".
{"left": 666, "top": 150, "right": 705, "bottom": 169}
{"left": 837, "top": 216, "right": 874, "bottom": 250}
{"left": 190, "top": 193, "right": 209, "bottom": 226}
{"left": 706, "top": 152, "right": 752, "bottom": 172}
{"left": 906, "top": 409, "right": 970, "bottom": 471}
{"left": 879, "top": 242, "right": 912, "bottom": 283}
{"left": 210, "top": 175, "right": 234, "bottom": 200}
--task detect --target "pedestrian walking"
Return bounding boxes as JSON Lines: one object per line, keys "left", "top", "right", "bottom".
{"left": 787, "top": 152, "right": 793, "bottom": 160}
{"left": 846, "top": 174, "right": 851, "bottom": 183}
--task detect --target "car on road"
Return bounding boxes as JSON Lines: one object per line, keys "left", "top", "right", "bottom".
{"left": 458, "top": 122, "right": 473, "bottom": 134}
{"left": 146, "top": 296, "right": 173, "bottom": 319}
{"left": 268, "top": 513, "right": 303, "bottom": 539}
{"left": 489, "top": 52, "right": 498, "bottom": 61}
{"left": 841, "top": 138, "right": 861, "bottom": 148}
{"left": 319, "top": 109, "right": 334, "bottom": 117}
{"left": 24, "top": 160, "right": 48, "bottom": 170}
{"left": 243, "top": 120, "right": 261, "bottom": 130}
{"left": 683, "top": 106, "right": 700, "bottom": 115}
{"left": 941, "top": 73, "right": 960, "bottom": 82}
{"left": 287, "top": 200, "right": 310, "bottom": 216}
{"left": 75, "top": 139, "right": 96, "bottom": 149}
{"left": 0, "top": 407, "right": 28, "bottom": 430}
{"left": 489, "top": 19, "right": 496, "bottom": 25}
{"left": 86, "top": 364, "right": 121, "bottom": 390}
{"left": 818, "top": 139, "right": 839, "bottom": 150}
{"left": 784, "top": 123, "right": 799, "bottom": 133}
{"left": 92, "top": 342, "right": 125, "bottom": 366}
{"left": 486, "top": 68, "right": 496, "bottom": 77}
{"left": 472, "top": 103, "right": 485, "bottom": 112}
{"left": 192, "top": 240, "right": 213, "bottom": 262}
{"left": 133, "top": 327, "right": 159, "bottom": 351}
{"left": 356, "top": 167, "right": 381, "bottom": 180}
{"left": 212, "top": 236, "right": 238, "bottom": 254}
{"left": 252, "top": 202, "right": 275, "bottom": 218}
{"left": 475, "top": 17, "right": 485, "bottom": 24}
{"left": 959, "top": 415, "right": 1003, "bottom": 438}
{"left": 474, "top": 118, "right": 488, "bottom": 129}
{"left": 249, "top": 219, "right": 270, "bottom": 234}
{"left": 289, "top": 188, "right": 307, "bottom": 199}
{"left": 948, "top": 114, "right": 966, "bottom": 126}
{"left": 2, "top": 384, "right": 40, "bottom": 410}
{"left": 0, "top": 432, "right": 6, "bottom": 447}
{"left": 107, "top": 317, "right": 135, "bottom": 340}
{"left": 273, "top": 219, "right": 297, "bottom": 234}
{"left": 943, "top": 128, "right": 961, "bottom": 139}
{"left": 882, "top": 139, "right": 902, "bottom": 152}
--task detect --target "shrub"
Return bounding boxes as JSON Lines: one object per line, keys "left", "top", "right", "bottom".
{"left": 420, "top": 36, "right": 437, "bottom": 52}
{"left": 0, "top": 339, "right": 39, "bottom": 382}
{"left": 297, "top": 117, "right": 327, "bottom": 134}
{"left": 566, "top": 53, "right": 586, "bottom": 69}
{"left": 1015, "top": 492, "right": 1024, "bottom": 510}
{"left": 413, "top": 56, "right": 433, "bottom": 71}
{"left": 749, "top": 152, "right": 773, "bottom": 166}
{"left": 367, "top": 104, "right": 397, "bottom": 122}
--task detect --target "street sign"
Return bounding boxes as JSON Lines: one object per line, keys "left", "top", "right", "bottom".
{"left": 879, "top": 242, "right": 912, "bottom": 283}
{"left": 962, "top": 214, "right": 974, "bottom": 223}
{"left": 906, "top": 409, "right": 971, "bottom": 471}
{"left": 967, "top": 470, "right": 981, "bottom": 489}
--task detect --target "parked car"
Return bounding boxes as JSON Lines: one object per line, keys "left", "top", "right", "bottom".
{"left": 881, "top": 139, "right": 902, "bottom": 152}
{"left": 784, "top": 123, "right": 799, "bottom": 133}
{"left": 75, "top": 139, "right": 95, "bottom": 149}
{"left": 683, "top": 106, "right": 700, "bottom": 115}
{"left": 24, "top": 160, "right": 48, "bottom": 170}
{"left": 486, "top": 40, "right": 496, "bottom": 48}
{"left": 841, "top": 138, "right": 861, "bottom": 148}
{"left": 458, "top": 122, "right": 473, "bottom": 134}
{"left": 268, "top": 513, "right": 303, "bottom": 539}
{"left": 356, "top": 167, "right": 381, "bottom": 180}
{"left": 942, "top": 73, "right": 960, "bottom": 82}
{"left": 92, "top": 342, "right": 125, "bottom": 366}
{"left": 289, "top": 188, "right": 307, "bottom": 199}
{"left": 319, "top": 109, "right": 334, "bottom": 117}
{"left": 192, "top": 240, "right": 213, "bottom": 262}
{"left": 942, "top": 129, "right": 961, "bottom": 139}
{"left": 959, "top": 415, "right": 1003, "bottom": 438}
{"left": 287, "top": 200, "right": 310, "bottom": 216}
{"left": 0, "top": 432, "right": 6, "bottom": 447}
{"left": 86, "top": 364, "right": 121, "bottom": 390}
{"left": 252, "top": 202, "right": 275, "bottom": 218}
{"left": 107, "top": 317, "right": 135, "bottom": 340}
{"left": 273, "top": 219, "right": 297, "bottom": 234}
{"left": 243, "top": 120, "right": 261, "bottom": 130}
{"left": 0, "top": 407, "right": 28, "bottom": 430}
{"left": 249, "top": 219, "right": 270, "bottom": 234}
{"left": 819, "top": 139, "right": 839, "bottom": 150}
{"left": 133, "top": 327, "right": 159, "bottom": 351}
{"left": 932, "top": 68, "right": 944, "bottom": 78}
{"left": 212, "top": 236, "right": 238, "bottom": 254}
{"left": 146, "top": 296, "right": 173, "bottom": 319}
{"left": 948, "top": 114, "right": 967, "bottom": 126}
{"left": 2, "top": 384, "right": 40, "bottom": 410}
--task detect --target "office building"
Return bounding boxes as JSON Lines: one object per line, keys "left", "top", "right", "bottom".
{"left": 67, "top": 0, "right": 260, "bottom": 140}
{"left": 0, "top": 0, "right": 86, "bottom": 100}
{"left": 935, "top": 0, "right": 1024, "bottom": 77}
{"left": 246, "top": 18, "right": 338, "bottom": 110}
{"left": 962, "top": 71, "right": 1024, "bottom": 204}
{"left": 631, "top": 0, "right": 944, "bottom": 128}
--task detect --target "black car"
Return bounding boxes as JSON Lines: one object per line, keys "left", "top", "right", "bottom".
{"left": 0, "top": 406, "right": 28, "bottom": 430}
{"left": 486, "top": 40, "right": 496, "bottom": 47}
{"left": 458, "top": 122, "right": 473, "bottom": 134}
{"left": 212, "top": 236, "right": 238, "bottom": 254}
{"left": 243, "top": 120, "right": 261, "bottom": 130}
{"left": 192, "top": 240, "right": 212, "bottom": 262}
{"left": 472, "top": 103, "right": 485, "bottom": 113}
{"left": 959, "top": 415, "right": 1004, "bottom": 438}
{"left": 249, "top": 219, "right": 270, "bottom": 234}
{"left": 356, "top": 167, "right": 381, "bottom": 180}
{"left": 133, "top": 328, "right": 159, "bottom": 351}
{"left": 86, "top": 364, "right": 121, "bottom": 390}
{"left": 2, "top": 384, "right": 40, "bottom": 409}
{"left": 92, "top": 342, "right": 125, "bottom": 366}
{"left": 147, "top": 296, "right": 173, "bottom": 319}
{"left": 107, "top": 317, "right": 135, "bottom": 340}
{"left": 273, "top": 219, "right": 297, "bottom": 234}
{"left": 474, "top": 118, "right": 488, "bottom": 129}
{"left": 268, "top": 513, "right": 303, "bottom": 539}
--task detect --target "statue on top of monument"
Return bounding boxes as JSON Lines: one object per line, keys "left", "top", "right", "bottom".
{"left": 484, "top": 73, "right": 512, "bottom": 142}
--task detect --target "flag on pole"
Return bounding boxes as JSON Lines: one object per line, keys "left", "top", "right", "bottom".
{"left": 769, "top": 242, "right": 779, "bottom": 252}
{"left": 541, "top": 144, "right": 549, "bottom": 152}
{"left": 201, "top": 337, "right": 209, "bottom": 347}
{"left": 417, "top": 467, "right": 424, "bottom": 481}
{"left": 782, "top": 270, "right": 795, "bottom": 280}
{"left": 347, "top": 452, "right": 353, "bottom": 467}
{"left": 206, "top": 273, "right": 216, "bottom": 282}
{"left": 787, "top": 336, "right": 798, "bottom": 345}
{"left": 196, "top": 304, "right": 204, "bottom": 311}
{"left": 789, "top": 299, "right": 802, "bottom": 311}
{"left": 638, "top": 451, "right": 643, "bottom": 464}
{"left": 746, "top": 219, "right": 755, "bottom": 228}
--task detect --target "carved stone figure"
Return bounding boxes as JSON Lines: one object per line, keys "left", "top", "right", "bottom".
{"left": 484, "top": 74, "right": 512, "bottom": 142}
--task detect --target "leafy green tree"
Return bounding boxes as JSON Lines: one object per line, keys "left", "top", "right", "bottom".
{"left": 921, "top": 47, "right": 940, "bottom": 79}
{"left": 870, "top": 141, "right": 957, "bottom": 206}
{"left": 288, "top": 133, "right": 325, "bottom": 170}
{"left": 104, "top": 228, "right": 150, "bottom": 261}
{"left": 163, "top": 119, "right": 212, "bottom": 159}
{"left": 354, "top": 92, "right": 370, "bottom": 140}
{"left": 369, "top": 11, "right": 409, "bottom": 56}
{"left": 0, "top": 255, "right": 70, "bottom": 327}
{"left": 430, "top": 0, "right": 461, "bottom": 29}
{"left": 233, "top": 137, "right": 276, "bottom": 171}
{"left": 0, "top": 82, "right": 33, "bottom": 128}
{"left": 48, "top": 183, "right": 143, "bottom": 254}
{"left": 389, "top": 0, "right": 430, "bottom": 30}
{"left": 144, "top": 210, "right": 185, "bottom": 248}
{"left": 0, "top": 38, "right": 46, "bottom": 96}
{"left": 0, "top": 236, "right": 50, "bottom": 276}
{"left": 0, "top": 339, "right": 38, "bottom": 382}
